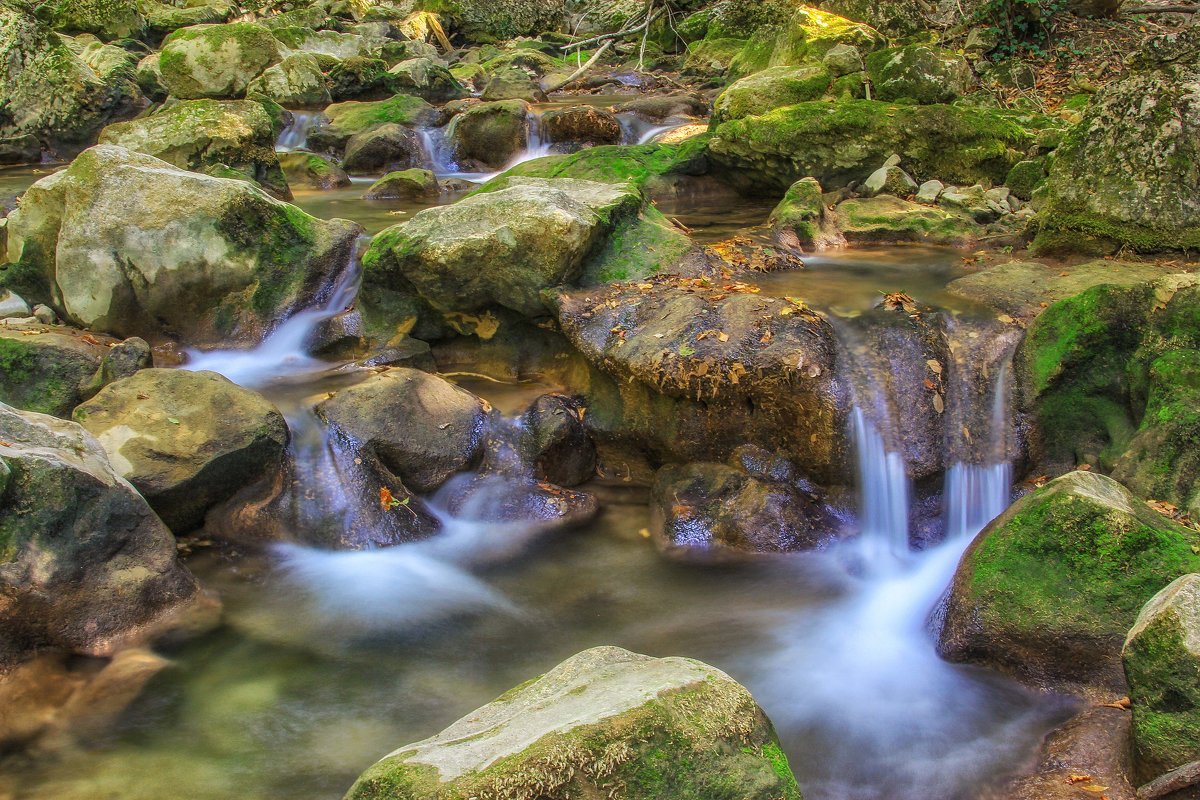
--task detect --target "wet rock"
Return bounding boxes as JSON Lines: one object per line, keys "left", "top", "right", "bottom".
{"left": 317, "top": 367, "right": 489, "bottom": 494}
{"left": 860, "top": 164, "right": 917, "bottom": 197}
{"left": 278, "top": 151, "right": 351, "bottom": 190}
{"left": 519, "top": 393, "right": 595, "bottom": 486}
{"left": 159, "top": 22, "right": 282, "bottom": 100}
{"left": 939, "top": 470, "right": 1200, "bottom": 696}
{"left": 613, "top": 94, "right": 709, "bottom": 121}
{"left": 865, "top": 45, "right": 973, "bottom": 105}
{"left": 447, "top": 99, "right": 530, "bottom": 169}
{"left": 709, "top": 99, "right": 1052, "bottom": 193}
{"left": 305, "top": 94, "right": 441, "bottom": 155}
{"left": 1123, "top": 573, "right": 1200, "bottom": 784}
{"left": 834, "top": 196, "right": 980, "bottom": 246}
{"left": 388, "top": 57, "right": 467, "bottom": 103}
{"left": 653, "top": 462, "right": 837, "bottom": 554}
{"left": 1000, "top": 706, "right": 1136, "bottom": 800}
{"left": 247, "top": 52, "right": 331, "bottom": 108}
{"left": 344, "top": 646, "right": 801, "bottom": 800}
{"left": 769, "top": 176, "right": 842, "bottom": 251}
{"left": 1034, "top": 28, "right": 1200, "bottom": 254}
{"left": 2, "top": 145, "right": 361, "bottom": 347}
{"left": 712, "top": 66, "right": 832, "bottom": 123}
{"left": 341, "top": 123, "right": 421, "bottom": 175}
{"left": 326, "top": 56, "right": 395, "bottom": 102}
{"left": 362, "top": 168, "right": 439, "bottom": 200}
{"left": 541, "top": 107, "right": 621, "bottom": 150}
{"left": 362, "top": 177, "right": 641, "bottom": 318}
{"left": 0, "top": 403, "right": 203, "bottom": 669}
{"left": 98, "top": 99, "right": 291, "bottom": 200}
{"left": 0, "top": 4, "right": 143, "bottom": 160}
{"left": 0, "top": 289, "right": 30, "bottom": 319}
{"left": 73, "top": 369, "right": 289, "bottom": 533}
{"left": 439, "top": 472, "right": 599, "bottom": 531}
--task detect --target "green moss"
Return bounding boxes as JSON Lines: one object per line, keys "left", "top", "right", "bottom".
{"left": 0, "top": 336, "right": 92, "bottom": 417}
{"left": 324, "top": 94, "right": 438, "bottom": 136}
{"left": 1125, "top": 610, "right": 1200, "bottom": 778}
{"left": 1033, "top": 209, "right": 1200, "bottom": 255}
{"left": 486, "top": 138, "right": 710, "bottom": 193}
{"left": 214, "top": 195, "right": 318, "bottom": 318}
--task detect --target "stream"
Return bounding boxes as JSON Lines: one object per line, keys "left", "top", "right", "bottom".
{"left": 0, "top": 130, "right": 1072, "bottom": 800}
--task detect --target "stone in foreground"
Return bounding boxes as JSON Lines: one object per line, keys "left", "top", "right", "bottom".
{"left": 1123, "top": 573, "right": 1200, "bottom": 784}
{"left": 344, "top": 646, "right": 802, "bottom": 800}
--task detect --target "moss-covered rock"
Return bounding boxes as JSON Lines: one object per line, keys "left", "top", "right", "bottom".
{"left": 436, "top": 0, "right": 567, "bottom": 43}
{"left": 246, "top": 52, "right": 330, "bottom": 108}
{"left": 0, "top": 3, "right": 143, "bottom": 159}
{"left": 1123, "top": 573, "right": 1200, "bottom": 783}
{"left": 325, "top": 56, "right": 394, "bottom": 102}
{"left": 135, "top": 52, "right": 168, "bottom": 101}
{"left": 141, "top": 1, "right": 232, "bottom": 40}
{"left": 387, "top": 57, "right": 467, "bottom": 103}
{"left": 306, "top": 94, "right": 441, "bottom": 154}
{"left": 716, "top": 5, "right": 887, "bottom": 80}
{"left": 270, "top": 26, "right": 378, "bottom": 60}
{"left": 362, "top": 168, "right": 438, "bottom": 200}
{"left": 494, "top": 138, "right": 711, "bottom": 195}
{"left": 342, "top": 123, "right": 421, "bottom": 175}
{"left": 709, "top": 100, "right": 1054, "bottom": 193}
{"left": 834, "top": 195, "right": 981, "bottom": 246}
{"left": 0, "top": 402, "right": 202, "bottom": 669}
{"left": 769, "top": 176, "right": 840, "bottom": 250}
{"left": 38, "top": 0, "right": 145, "bottom": 41}
{"left": 98, "top": 98, "right": 291, "bottom": 199}
{"left": 712, "top": 65, "right": 832, "bottom": 123}
{"left": 73, "top": 368, "right": 289, "bottom": 532}
{"left": 541, "top": 107, "right": 622, "bottom": 149}
{"left": 343, "top": 646, "right": 801, "bottom": 800}
{"left": 446, "top": 99, "right": 530, "bottom": 169}
{"left": 278, "top": 151, "right": 350, "bottom": 190}
{"left": 159, "top": 22, "right": 282, "bottom": 99}
{"left": 1004, "top": 158, "right": 1046, "bottom": 201}
{"left": 1, "top": 145, "right": 360, "bottom": 347}
{"left": 819, "top": 0, "right": 929, "bottom": 36}
{"left": 939, "top": 470, "right": 1200, "bottom": 694}
{"left": 864, "top": 45, "right": 973, "bottom": 105}
{"left": 1033, "top": 28, "right": 1200, "bottom": 254}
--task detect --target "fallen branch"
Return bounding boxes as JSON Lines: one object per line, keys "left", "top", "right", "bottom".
{"left": 1123, "top": 4, "right": 1199, "bottom": 11}
{"left": 561, "top": 6, "right": 665, "bottom": 52}
{"left": 545, "top": 39, "right": 615, "bottom": 91}
{"left": 1138, "top": 760, "right": 1200, "bottom": 800}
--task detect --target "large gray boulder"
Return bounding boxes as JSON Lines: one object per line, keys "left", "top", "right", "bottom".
{"left": 343, "top": 646, "right": 802, "bottom": 800}
{"left": 246, "top": 52, "right": 331, "bottom": 108}
{"left": 2, "top": 145, "right": 361, "bottom": 347}
{"left": 864, "top": 45, "right": 973, "bottom": 104}
{"left": 74, "top": 369, "right": 289, "bottom": 533}
{"left": 98, "top": 99, "right": 291, "bottom": 199}
{"left": 446, "top": 100, "right": 529, "bottom": 169}
{"left": 362, "top": 177, "right": 641, "bottom": 318}
{"left": 0, "top": 403, "right": 203, "bottom": 669}
{"left": 159, "top": 22, "right": 282, "bottom": 99}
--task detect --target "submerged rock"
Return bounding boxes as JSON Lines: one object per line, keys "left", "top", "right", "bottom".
{"left": 0, "top": 403, "right": 203, "bottom": 669}
{"left": 939, "top": 470, "right": 1200, "bottom": 695}
{"left": 98, "top": 99, "right": 291, "bottom": 199}
{"left": 2, "top": 145, "right": 360, "bottom": 347}
{"left": 1123, "top": 573, "right": 1200, "bottom": 784}
{"left": 158, "top": 22, "right": 282, "bottom": 99}
{"left": 73, "top": 369, "right": 289, "bottom": 533}
{"left": 343, "top": 646, "right": 802, "bottom": 800}
{"left": 518, "top": 393, "right": 596, "bottom": 487}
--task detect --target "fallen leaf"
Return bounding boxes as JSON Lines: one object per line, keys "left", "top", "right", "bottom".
{"left": 927, "top": 359, "right": 943, "bottom": 375}
{"left": 638, "top": 528, "right": 651, "bottom": 539}
{"left": 1099, "top": 697, "right": 1130, "bottom": 710}
{"left": 997, "top": 314, "right": 1015, "bottom": 325}
{"left": 166, "top": 417, "right": 180, "bottom": 425}
{"left": 718, "top": 332, "right": 730, "bottom": 343}
{"left": 1066, "top": 774, "right": 1093, "bottom": 785}
{"left": 932, "top": 394, "right": 944, "bottom": 414}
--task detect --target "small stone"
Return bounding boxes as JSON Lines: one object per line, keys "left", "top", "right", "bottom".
{"left": 822, "top": 43, "right": 863, "bottom": 77}
{"left": 0, "top": 290, "right": 30, "bottom": 320}
{"left": 862, "top": 164, "right": 918, "bottom": 198}
{"left": 32, "top": 304, "right": 57, "bottom": 325}
{"left": 916, "top": 179, "right": 944, "bottom": 204}
{"left": 883, "top": 153, "right": 902, "bottom": 168}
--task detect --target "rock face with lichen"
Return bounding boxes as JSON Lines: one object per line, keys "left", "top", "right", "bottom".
{"left": 343, "top": 646, "right": 802, "bottom": 800}
{"left": 0, "top": 403, "right": 202, "bottom": 670}
{"left": 1034, "top": 28, "right": 1200, "bottom": 254}
{"left": 442, "top": 0, "right": 568, "bottom": 43}
{"left": 1, "top": 145, "right": 360, "bottom": 347}
{"left": 158, "top": 22, "right": 282, "bottom": 99}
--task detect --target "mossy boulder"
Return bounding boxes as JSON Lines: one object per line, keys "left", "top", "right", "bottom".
{"left": 342, "top": 123, "right": 421, "bottom": 175}
{"left": 343, "top": 646, "right": 802, "bottom": 800}
{"left": 834, "top": 195, "right": 981, "bottom": 246}
{"left": 0, "top": 3, "right": 143, "bottom": 159}
{"left": 388, "top": 57, "right": 467, "bottom": 103}
{"left": 306, "top": 94, "right": 441, "bottom": 154}
{"left": 712, "top": 65, "right": 832, "bottom": 123}
{"left": 709, "top": 100, "right": 1053, "bottom": 193}
{"left": 939, "top": 470, "right": 1200, "bottom": 694}
{"left": 270, "top": 27, "right": 378, "bottom": 60}
{"left": 73, "top": 368, "right": 289, "bottom": 532}
{"left": 98, "top": 98, "right": 291, "bottom": 199}
{"left": 1123, "top": 573, "right": 1200, "bottom": 783}
{"left": 1033, "top": 28, "right": 1200, "bottom": 254}
{"left": 864, "top": 45, "right": 973, "bottom": 105}
{"left": 38, "top": 0, "right": 145, "bottom": 41}
{"left": 719, "top": 5, "right": 887, "bottom": 80}
{"left": 1004, "top": 158, "right": 1046, "bottom": 201}
{"left": 326, "top": 56, "right": 395, "bottom": 102}
{"left": 246, "top": 52, "right": 330, "bottom": 108}
{"left": 0, "top": 403, "right": 202, "bottom": 669}
{"left": 769, "top": 176, "right": 840, "bottom": 250}
{"left": 446, "top": 99, "right": 530, "bottom": 169}
{"left": 159, "top": 23, "right": 282, "bottom": 99}
{"left": 278, "top": 151, "right": 350, "bottom": 190}
{"left": 436, "top": 0, "right": 567, "bottom": 44}
{"left": 362, "top": 168, "right": 438, "bottom": 200}
{"left": 495, "top": 138, "right": 711, "bottom": 196}
{"left": 141, "top": 1, "right": 232, "bottom": 39}
{"left": 1, "top": 145, "right": 361, "bottom": 347}
{"left": 480, "top": 66, "right": 544, "bottom": 102}
{"left": 541, "top": 107, "right": 622, "bottom": 149}
{"left": 135, "top": 52, "right": 168, "bottom": 101}
{"left": 362, "top": 177, "right": 641, "bottom": 319}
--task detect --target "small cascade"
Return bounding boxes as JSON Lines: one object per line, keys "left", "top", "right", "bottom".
{"left": 501, "top": 110, "right": 554, "bottom": 170}
{"left": 850, "top": 406, "right": 910, "bottom": 559}
{"left": 615, "top": 112, "right": 691, "bottom": 145}
{"left": 416, "top": 125, "right": 459, "bottom": 175}
{"left": 276, "top": 111, "right": 324, "bottom": 152}
{"left": 943, "top": 361, "right": 1013, "bottom": 539}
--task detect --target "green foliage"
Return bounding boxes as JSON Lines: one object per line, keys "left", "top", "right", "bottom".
{"left": 971, "top": 0, "right": 1070, "bottom": 59}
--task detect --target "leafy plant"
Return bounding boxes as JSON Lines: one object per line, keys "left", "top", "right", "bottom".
{"left": 972, "top": 0, "right": 1070, "bottom": 59}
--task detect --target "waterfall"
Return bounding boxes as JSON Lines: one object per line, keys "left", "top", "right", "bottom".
{"left": 851, "top": 406, "right": 910, "bottom": 559}
{"left": 276, "top": 111, "right": 324, "bottom": 152}
{"left": 615, "top": 112, "right": 691, "bottom": 145}
{"left": 943, "top": 360, "right": 1013, "bottom": 540}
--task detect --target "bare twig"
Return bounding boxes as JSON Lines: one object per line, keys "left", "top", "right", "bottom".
{"left": 545, "top": 39, "right": 614, "bottom": 91}
{"left": 1137, "top": 759, "right": 1200, "bottom": 800}
{"left": 561, "top": 7, "right": 665, "bottom": 51}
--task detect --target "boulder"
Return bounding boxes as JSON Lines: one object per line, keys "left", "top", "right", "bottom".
{"left": 1005, "top": 159, "right": 1046, "bottom": 201}
{"left": 361, "top": 169, "right": 438, "bottom": 200}
{"left": 614, "top": 94, "right": 709, "bottom": 121}
{"left": 712, "top": 66, "right": 832, "bottom": 123}
{"left": 820, "top": 0, "right": 929, "bottom": 36}
{"left": 822, "top": 43, "right": 863, "bottom": 76}
{"left": 939, "top": 470, "right": 1200, "bottom": 694}
{"left": 1123, "top": 573, "right": 1200, "bottom": 784}
{"left": 860, "top": 164, "right": 917, "bottom": 197}
{"left": 98, "top": 99, "right": 291, "bottom": 200}
{"left": 342, "top": 123, "right": 421, "bottom": 175}
{"left": 1, "top": 145, "right": 361, "bottom": 347}
{"left": 141, "top": 1, "right": 232, "bottom": 39}
{"left": 270, "top": 26, "right": 378, "bottom": 60}
{"left": 388, "top": 57, "right": 467, "bottom": 103}
{"left": 540, "top": 107, "right": 622, "bottom": 149}
{"left": 915, "top": 179, "right": 943, "bottom": 204}
{"left": 0, "top": 403, "right": 202, "bottom": 669}
{"left": 278, "top": 151, "right": 351, "bottom": 190}
{"left": 722, "top": 6, "right": 887, "bottom": 79}
{"left": 73, "top": 369, "right": 289, "bottom": 533}
{"left": 0, "top": 289, "right": 30, "bottom": 319}
{"left": 1033, "top": 29, "right": 1200, "bottom": 254}
{"left": 769, "top": 176, "right": 841, "bottom": 250}
{"left": 0, "top": 4, "right": 143, "bottom": 159}
{"left": 316, "top": 368, "right": 489, "bottom": 495}
{"left": 480, "top": 66, "right": 545, "bottom": 102}
{"left": 864, "top": 45, "right": 973, "bottom": 105}
{"left": 653, "top": 462, "right": 837, "bottom": 554}
{"left": 246, "top": 52, "right": 331, "bottom": 108}
{"left": 306, "top": 94, "right": 441, "bottom": 155}
{"left": 159, "top": 23, "right": 282, "bottom": 99}
{"left": 37, "top": 0, "right": 146, "bottom": 40}
{"left": 135, "top": 53, "right": 168, "bottom": 102}
{"left": 0, "top": 323, "right": 147, "bottom": 417}
{"left": 343, "top": 646, "right": 802, "bottom": 800}
{"left": 498, "top": 139, "right": 710, "bottom": 195}
{"left": 447, "top": 0, "right": 567, "bottom": 44}
{"left": 938, "top": 184, "right": 1004, "bottom": 223}
{"left": 326, "top": 56, "right": 395, "bottom": 102}
{"left": 363, "top": 177, "right": 641, "bottom": 319}
{"left": 447, "top": 100, "right": 530, "bottom": 169}
{"left": 834, "top": 196, "right": 979, "bottom": 246}
{"left": 518, "top": 393, "right": 595, "bottom": 486}
{"left": 709, "top": 100, "right": 1052, "bottom": 193}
